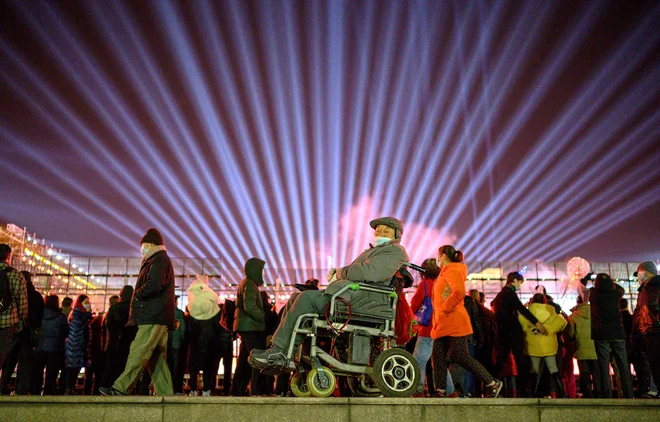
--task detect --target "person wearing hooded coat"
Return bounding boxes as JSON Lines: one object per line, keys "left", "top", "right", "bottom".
{"left": 518, "top": 294, "right": 568, "bottom": 397}
{"left": 64, "top": 295, "right": 93, "bottom": 395}
{"left": 231, "top": 257, "right": 267, "bottom": 396}
{"left": 568, "top": 295, "right": 599, "bottom": 398}
{"left": 187, "top": 274, "right": 221, "bottom": 396}
{"left": 100, "top": 285, "right": 134, "bottom": 389}
{"left": 249, "top": 217, "right": 408, "bottom": 370}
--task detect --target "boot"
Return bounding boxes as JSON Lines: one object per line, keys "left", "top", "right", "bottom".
{"left": 550, "top": 373, "right": 565, "bottom": 398}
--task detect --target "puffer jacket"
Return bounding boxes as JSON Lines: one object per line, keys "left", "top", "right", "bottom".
{"left": 431, "top": 263, "right": 473, "bottom": 339}
{"left": 632, "top": 275, "right": 660, "bottom": 336}
{"left": 589, "top": 277, "right": 625, "bottom": 340}
{"left": 65, "top": 307, "right": 92, "bottom": 368}
{"left": 233, "top": 258, "right": 266, "bottom": 332}
{"left": 518, "top": 303, "right": 567, "bottom": 357}
{"left": 187, "top": 278, "right": 220, "bottom": 321}
{"left": 36, "top": 308, "right": 68, "bottom": 353}
{"left": 568, "top": 304, "right": 597, "bottom": 360}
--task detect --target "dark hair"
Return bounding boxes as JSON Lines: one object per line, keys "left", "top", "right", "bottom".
{"left": 421, "top": 258, "right": 440, "bottom": 280}
{"left": 74, "top": 294, "right": 89, "bottom": 307}
{"left": 20, "top": 271, "right": 32, "bottom": 284}
{"left": 506, "top": 272, "right": 524, "bottom": 285}
{"left": 468, "top": 289, "right": 480, "bottom": 303}
{"left": 577, "top": 295, "right": 584, "bottom": 305}
{"left": 0, "top": 244, "right": 11, "bottom": 262}
{"left": 531, "top": 293, "right": 548, "bottom": 304}
{"left": 44, "top": 294, "right": 60, "bottom": 312}
{"left": 62, "top": 297, "right": 73, "bottom": 307}
{"left": 438, "top": 245, "right": 464, "bottom": 263}
{"left": 620, "top": 298, "right": 628, "bottom": 310}
{"left": 479, "top": 292, "right": 485, "bottom": 304}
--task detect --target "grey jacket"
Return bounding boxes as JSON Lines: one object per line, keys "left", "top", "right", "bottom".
{"left": 326, "top": 239, "right": 409, "bottom": 297}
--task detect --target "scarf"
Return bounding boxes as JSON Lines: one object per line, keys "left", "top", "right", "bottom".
{"left": 141, "top": 244, "right": 167, "bottom": 266}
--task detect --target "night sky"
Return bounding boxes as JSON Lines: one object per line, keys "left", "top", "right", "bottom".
{"left": 1, "top": 0, "right": 658, "bottom": 268}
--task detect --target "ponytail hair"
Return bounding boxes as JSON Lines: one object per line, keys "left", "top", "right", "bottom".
{"left": 438, "top": 245, "right": 464, "bottom": 263}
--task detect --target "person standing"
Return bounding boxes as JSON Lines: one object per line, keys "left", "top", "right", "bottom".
{"left": 33, "top": 294, "right": 68, "bottom": 395}
{"left": 492, "top": 272, "right": 548, "bottom": 397}
{"left": 187, "top": 274, "right": 221, "bottom": 396}
{"left": 231, "top": 257, "right": 267, "bottom": 396}
{"left": 0, "top": 244, "right": 28, "bottom": 393}
{"left": 430, "top": 245, "right": 503, "bottom": 398}
{"left": 631, "top": 261, "right": 660, "bottom": 396}
{"left": 100, "top": 228, "right": 175, "bottom": 396}
{"left": 589, "top": 273, "right": 633, "bottom": 398}
{"left": 64, "top": 295, "right": 92, "bottom": 395}
{"left": 101, "top": 285, "right": 134, "bottom": 389}
{"left": 568, "top": 296, "right": 599, "bottom": 398}
{"left": 167, "top": 295, "right": 186, "bottom": 395}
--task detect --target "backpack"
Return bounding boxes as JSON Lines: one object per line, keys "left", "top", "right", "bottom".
{"left": 219, "top": 298, "right": 236, "bottom": 332}
{"left": 0, "top": 267, "right": 14, "bottom": 313}
{"left": 414, "top": 280, "right": 433, "bottom": 327}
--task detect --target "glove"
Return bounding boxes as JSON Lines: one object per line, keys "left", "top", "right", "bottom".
{"left": 326, "top": 268, "right": 337, "bottom": 283}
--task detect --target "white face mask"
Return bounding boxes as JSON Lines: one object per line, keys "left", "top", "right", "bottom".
{"left": 371, "top": 236, "right": 391, "bottom": 247}
{"left": 83, "top": 303, "right": 91, "bottom": 311}
{"left": 638, "top": 272, "right": 648, "bottom": 283}
{"left": 140, "top": 244, "right": 150, "bottom": 255}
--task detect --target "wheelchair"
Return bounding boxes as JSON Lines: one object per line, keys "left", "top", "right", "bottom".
{"left": 265, "top": 271, "right": 422, "bottom": 398}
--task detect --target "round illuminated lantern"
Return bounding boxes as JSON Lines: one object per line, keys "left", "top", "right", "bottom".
{"left": 567, "top": 257, "right": 590, "bottom": 280}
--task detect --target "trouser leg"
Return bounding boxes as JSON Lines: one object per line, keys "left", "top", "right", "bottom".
{"left": 431, "top": 337, "right": 450, "bottom": 392}
{"left": 113, "top": 325, "right": 169, "bottom": 395}
{"left": 595, "top": 340, "right": 612, "bottom": 398}
{"left": 271, "top": 290, "right": 329, "bottom": 350}
{"left": 413, "top": 336, "right": 434, "bottom": 389}
{"left": 610, "top": 339, "right": 633, "bottom": 398}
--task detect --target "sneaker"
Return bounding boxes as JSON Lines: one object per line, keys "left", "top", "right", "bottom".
{"left": 202, "top": 390, "right": 211, "bottom": 397}
{"left": 485, "top": 380, "right": 503, "bottom": 398}
{"left": 248, "top": 345, "right": 289, "bottom": 369}
{"left": 99, "top": 387, "right": 126, "bottom": 396}
{"left": 643, "top": 390, "right": 658, "bottom": 398}
{"left": 430, "top": 390, "right": 459, "bottom": 398}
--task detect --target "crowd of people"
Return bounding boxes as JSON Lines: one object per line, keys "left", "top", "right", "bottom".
{"left": 0, "top": 220, "right": 658, "bottom": 399}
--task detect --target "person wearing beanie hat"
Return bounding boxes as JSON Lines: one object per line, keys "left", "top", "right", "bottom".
{"left": 100, "top": 228, "right": 175, "bottom": 397}
{"left": 249, "top": 217, "right": 408, "bottom": 371}
{"left": 231, "top": 258, "right": 267, "bottom": 396}
{"left": 187, "top": 275, "right": 221, "bottom": 396}
{"left": 632, "top": 260, "right": 660, "bottom": 396}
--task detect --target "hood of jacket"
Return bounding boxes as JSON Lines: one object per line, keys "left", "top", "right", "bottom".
{"left": 119, "top": 285, "right": 134, "bottom": 303}
{"left": 529, "top": 303, "right": 555, "bottom": 324}
{"left": 43, "top": 308, "right": 61, "bottom": 321}
{"left": 245, "top": 258, "right": 265, "bottom": 286}
{"left": 571, "top": 303, "right": 591, "bottom": 319}
{"left": 594, "top": 275, "right": 615, "bottom": 290}
{"left": 187, "top": 279, "right": 220, "bottom": 320}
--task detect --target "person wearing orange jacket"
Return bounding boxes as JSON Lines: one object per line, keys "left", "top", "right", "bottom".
{"left": 430, "top": 245, "right": 503, "bottom": 398}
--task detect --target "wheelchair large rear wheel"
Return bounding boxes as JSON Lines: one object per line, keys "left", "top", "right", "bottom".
{"left": 307, "top": 367, "right": 336, "bottom": 397}
{"left": 290, "top": 371, "right": 311, "bottom": 397}
{"left": 372, "top": 348, "right": 421, "bottom": 397}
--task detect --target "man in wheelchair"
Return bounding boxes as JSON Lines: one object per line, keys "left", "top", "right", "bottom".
{"left": 248, "top": 216, "right": 408, "bottom": 372}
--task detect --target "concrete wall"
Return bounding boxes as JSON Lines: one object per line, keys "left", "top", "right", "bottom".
{"left": 1, "top": 397, "right": 659, "bottom": 422}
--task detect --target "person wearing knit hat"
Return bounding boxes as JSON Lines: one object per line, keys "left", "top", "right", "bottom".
{"left": 187, "top": 275, "right": 221, "bottom": 396}
{"left": 100, "top": 227, "right": 175, "bottom": 396}
{"left": 249, "top": 217, "right": 408, "bottom": 371}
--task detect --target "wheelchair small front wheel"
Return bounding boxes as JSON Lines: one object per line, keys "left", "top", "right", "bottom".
{"left": 290, "top": 371, "right": 311, "bottom": 397}
{"left": 306, "top": 367, "right": 336, "bottom": 397}
{"left": 373, "top": 348, "right": 421, "bottom": 397}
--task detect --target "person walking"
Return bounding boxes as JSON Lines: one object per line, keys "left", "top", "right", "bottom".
{"left": 100, "top": 228, "right": 175, "bottom": 396}
{"left": 430, "top": 245, "right": 503, "bottom": 398}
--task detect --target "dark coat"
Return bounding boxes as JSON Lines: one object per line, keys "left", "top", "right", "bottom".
{"left": 104, "top": 286, "right": 133, "bottom": 352}
{"left": 26, "top": 282, "right": 44, "bottom": 330}
{"left": 464, "top": 295, "right": 484, "bottom": 346}
{"left": 65, "top": 307, "right": 92, "bottom": 368}
{"left": 632, "top": 275, "right": 660, "bottom": 337}
{"left": 493, "top": 285, "right": 539, "bottom": 334}
{"left": 233, "top": 258, "right": 265, "bottom": 332}
{"left": 36, "top": 308, "right": 68, "bottom": 354}
{"left": 128, "top": 250, "right": 175, "bottom": 326}
{"left": 589, "top": 278, "right": 625, "bottom": 341}
{"left": 476, "top": 302, "right": 496, "bottom": 347}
